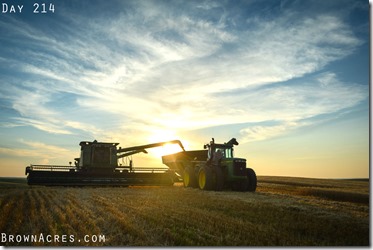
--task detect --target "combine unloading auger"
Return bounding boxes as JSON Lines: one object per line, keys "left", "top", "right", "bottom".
{"left": 25, "top": 140, "right": 185, "bottom": 186}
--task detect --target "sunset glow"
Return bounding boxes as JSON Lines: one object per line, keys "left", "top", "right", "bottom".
{"left": 0, "top": 0, "right": 368, "bottom": 178}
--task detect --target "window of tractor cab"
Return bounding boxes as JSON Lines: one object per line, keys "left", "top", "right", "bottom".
{"left": 225, "top": 148, "right": 234, "bottom": 158}
{"left": 214, "top": 147, "right": 234, "bottom": 158}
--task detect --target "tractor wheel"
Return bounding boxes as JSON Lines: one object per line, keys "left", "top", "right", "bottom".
{"left": 246, "top": 168, "right": 257, "bottom": 192}
{"left": 183, "top": 167, "right": 197, "bottom": 188}
{"left": 213, "top": 167, "right": 224, "bottom": 191}
{"left": 198, "top": 166, "right": 213, "bottom": 190}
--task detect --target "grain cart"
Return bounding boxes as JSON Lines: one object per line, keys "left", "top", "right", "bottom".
{"left": 25, "top": 139, "right": 185, "bottom": 186}
{"left": 162, "top": 138, "right": 257, "bottom": 191}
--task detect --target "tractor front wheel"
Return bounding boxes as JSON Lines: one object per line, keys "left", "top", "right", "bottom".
{"left": 246, "top": 168, "right": 257, "bottom": 192}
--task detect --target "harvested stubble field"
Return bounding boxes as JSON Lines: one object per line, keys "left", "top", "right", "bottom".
{"left": 0, "top": 176, "right": 369, "bottom": 246}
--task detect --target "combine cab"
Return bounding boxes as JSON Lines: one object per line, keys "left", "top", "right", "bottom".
{"left": 25, "top": 140, "right": 185, "bottom": 186}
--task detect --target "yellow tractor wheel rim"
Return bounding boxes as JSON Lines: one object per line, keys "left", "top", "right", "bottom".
{"left": 199, "top": 170, "right": 206, "bottom": 189}
{"left": 184, "top": 172, "right": 190, "bottom": 187}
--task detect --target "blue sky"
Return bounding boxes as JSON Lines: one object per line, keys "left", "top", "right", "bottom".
{"left": 0, "top": 0, "right": 369, "bottom": 178}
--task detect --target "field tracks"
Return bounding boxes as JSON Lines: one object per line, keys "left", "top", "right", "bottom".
{"left": 0, "top": 177, "right": 369, "bottom": 246}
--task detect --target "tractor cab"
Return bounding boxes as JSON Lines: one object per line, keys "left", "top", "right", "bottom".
{"left": 204, "top": 138, "right": 238, "bottom": 163}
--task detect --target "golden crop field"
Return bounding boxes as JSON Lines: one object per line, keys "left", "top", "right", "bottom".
{"left": 0, "top": 176, "right": 369, "bottom": 246}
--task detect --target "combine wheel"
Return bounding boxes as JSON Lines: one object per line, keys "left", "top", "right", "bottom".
{"left": 198, "top": 166, "right": 213, "bottom": 190}
{"left": 246, "top": 168, "right": 257, "bottom": 192}
{"left": 183, "top": 167, "right": 197, "bottom": 188}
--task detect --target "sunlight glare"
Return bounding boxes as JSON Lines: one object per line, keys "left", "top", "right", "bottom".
{"left": 147, "top": 130, "right": 187, "bottom": 158}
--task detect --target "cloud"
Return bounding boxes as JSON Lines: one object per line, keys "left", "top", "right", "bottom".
{"left": 0, "top": 139, "right": 75, "bottom": 165}
{"left": 240, "top": 122, "right": 299, "bottom": 143}
{"left": 14, "top": 118, "right": 72, "bottom": 135}
{"left": 0, "top": 1, "right": 367, "bottom": 146}
{"left": 237, "top": 72, "right": 368, "bottom": 142}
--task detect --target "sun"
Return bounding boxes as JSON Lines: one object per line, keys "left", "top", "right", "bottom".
{"left": 147, "top": 130, "right": 187, "bottom": 157}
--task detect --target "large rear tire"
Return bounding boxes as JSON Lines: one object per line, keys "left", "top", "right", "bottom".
{"left": 213, "top": 167, "right": 224, "bottom": 191}
{"left": 198, "top": 166, "right": 213, "bottom": 190}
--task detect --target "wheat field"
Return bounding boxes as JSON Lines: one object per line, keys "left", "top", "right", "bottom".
{"left": 0, "top": 176, "right": 369, "bottom": 246}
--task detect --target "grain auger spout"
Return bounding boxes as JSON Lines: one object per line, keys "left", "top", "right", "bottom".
{"left": 117, "top": 140, "right": 185, "bottom": 159}
{"left": 25, "top": 139, "right": 185, "bottom": 186}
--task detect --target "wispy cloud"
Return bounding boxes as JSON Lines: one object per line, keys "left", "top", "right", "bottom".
{"left": 237, "top": 72, "right": 368, "bottom": 142}
{"left": 0, "top": 139, "right": 74, "bottom": 165}
{"left": 240, "top": 122, "right": 299, "bottom": 143}
{"left": 0, "top": 0, "right": 368, "bottom": 146}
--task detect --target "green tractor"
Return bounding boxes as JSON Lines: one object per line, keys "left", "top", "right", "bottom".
{"left": 162, "top": 138, "right": 257, "bottom": 191}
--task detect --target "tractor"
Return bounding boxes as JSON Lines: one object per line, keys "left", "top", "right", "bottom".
{"left": 162, "top": 138, "right": 257, "bottom": 191}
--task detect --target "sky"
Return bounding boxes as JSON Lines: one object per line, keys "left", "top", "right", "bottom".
{"left": 0, "top": 0, "right": 369, "bottom": 178}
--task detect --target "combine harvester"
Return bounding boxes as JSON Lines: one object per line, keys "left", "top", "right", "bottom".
{"left": 162, "top": 138, "right": 257, "bottom": 192}
{"left": 25, "top": 140, "right": 185, "bottom": 186}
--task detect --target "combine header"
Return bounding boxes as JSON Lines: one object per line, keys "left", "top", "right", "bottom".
{"left": 25, "top": 140, "right": 185, "bottom": 186}
{"left": 162, "top": 138, "right": 257, "bottom": 192}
